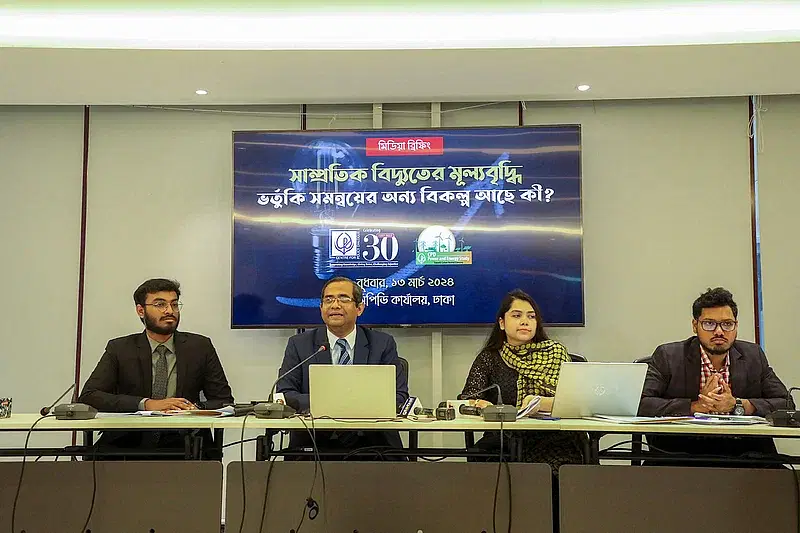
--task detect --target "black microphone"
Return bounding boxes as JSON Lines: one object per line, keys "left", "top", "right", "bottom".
{"left": 40, "top": 384, "right": 76, "bottom": 416}
{"left": 767, "top": 387, "right": 800, "bottom": 427}
{"left": 787, "top": 387, "right": 800, "bottom": 410}
{"left": 459, "top": 404, "right": 483, "bottom": 417}
{"left": 460, "top": 383, "right": 504, "bottom": 405}
{"left": 460, "top": 384, "right": 516, "bottom": 422}
{"left": 253, "top": 344, "right": 329, "bottom": 419}
{"left": 413, "top": 407, "right": 435, "bottom": 417}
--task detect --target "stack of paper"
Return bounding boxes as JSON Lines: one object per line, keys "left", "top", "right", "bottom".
{"left": 134, "top": 406, "right": 235, "bottom": 417}
{"left": 516, "top": 396, "right": 542, "bottom": 419}
{"left": 682, "top": 413, "right": 768, "bottom": 425}
{"left": 584, "top": 415, "right": 694, "bottom": 424}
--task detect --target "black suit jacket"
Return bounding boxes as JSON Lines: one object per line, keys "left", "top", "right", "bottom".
{"left": 639, "top": 336, "right": 789, "bottom": 417}
{"left": 79, "top": 330, "right": 234, "bottom": 412}
{"left": 276, "top": 326, "right": 409, "bottom": 413}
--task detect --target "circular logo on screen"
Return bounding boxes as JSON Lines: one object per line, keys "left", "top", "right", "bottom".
{"left": 593, "top": 385, "right": 607, "bottom": 396}
{"left": 416, "top": 226, "right": 456, "bottom": 253}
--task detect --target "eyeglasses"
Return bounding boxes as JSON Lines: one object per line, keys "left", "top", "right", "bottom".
{"left": 145, "top": 301, "right": 183, "bottom": 312}
{"left": 321, "top": 295, "right": 355, "bottom": 305}
{"left": 699, "top": 319, "right": 737, "bottom": 332}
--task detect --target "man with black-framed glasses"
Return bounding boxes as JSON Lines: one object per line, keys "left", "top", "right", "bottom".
{"left": 639, "top": 287, "right": 790, "bottom": 462}
{"left": 79, "top": 278, "right": 233, "bottom": 459}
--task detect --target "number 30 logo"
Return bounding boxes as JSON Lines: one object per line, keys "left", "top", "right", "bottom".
{"left": 362, "top": 234, "right": 399, "bottom": 261}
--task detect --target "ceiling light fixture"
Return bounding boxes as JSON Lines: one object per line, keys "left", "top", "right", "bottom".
{"left": 576, "top": 84, "right": 591, "bottom": 92}
{"left": 1, "top": 5, "right": 800, "bottom": 50}
{"left": 195, "top": 89, "right": 208, "bottom": 95}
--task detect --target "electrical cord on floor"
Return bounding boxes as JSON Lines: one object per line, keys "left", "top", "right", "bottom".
{"left": 342, "top": 445, "right": 390, "bottom": 461}
{"left": 296, "top": 414, "right": 327, "bottom": 533}
{"left": 78, "top": 441, "right": 99, "bottom": 533}
{"left": 237, "top": 413, "right": 254, "bottom": 533}
{"left": 221, "top": 437, "right": 258, "bottom": 449}
{"left": 492, "top": 419, "right": 511, "bottom": 533}
{"left": 11, "top": 414, "right": 52, "bottom": 533}
{"left": 256, "top": 455, "right": 277, "bottom": 533}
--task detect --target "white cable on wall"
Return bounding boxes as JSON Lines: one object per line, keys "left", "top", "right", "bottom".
{"left": 749, "top": 95, "right": 768, "bottom": 153}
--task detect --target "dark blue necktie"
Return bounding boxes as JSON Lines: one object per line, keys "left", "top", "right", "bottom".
{"left": 336, "top": 338, "right": 351, "bottom": 365}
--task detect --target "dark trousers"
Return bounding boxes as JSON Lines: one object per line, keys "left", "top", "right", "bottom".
{"left": 285, "top": 430, "right": 406, "bottom": 461}
{"left": 644, "top": 435, "right": 784, "bottom": 468}
{"left": 88, "top": 429, "right": 221, "bottom": 461}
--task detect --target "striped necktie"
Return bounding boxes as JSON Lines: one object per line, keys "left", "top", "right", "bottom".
{"left": 336, "top": 338, "right": 351, "bottom": 365}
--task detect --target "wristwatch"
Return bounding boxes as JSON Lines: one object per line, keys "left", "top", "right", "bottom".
{"left": 732, "top": 398, "right": 745, "bottom": 416}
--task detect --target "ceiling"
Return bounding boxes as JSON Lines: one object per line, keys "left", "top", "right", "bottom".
{"left": 1, "top": 43, "right": 799, "bottom": 105}
{"left": 1, "top": 2, "right": 799, "bottom": 105}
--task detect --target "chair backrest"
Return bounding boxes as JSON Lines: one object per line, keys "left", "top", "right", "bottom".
{"left": 396, "top": 356, "right": 409, "bottom": 383}
{"left": 569, "top": 353, "right": 587, "bottom": 363}
{"left": 634, "top": 356, "right": 652, "bottom": 364}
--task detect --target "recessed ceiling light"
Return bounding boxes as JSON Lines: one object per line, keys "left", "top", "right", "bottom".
{"left": 576, "top": 84, "right": 591, "bottom": 92}
{"left": 195, "top": 89, "right": 208, "bottom": 95}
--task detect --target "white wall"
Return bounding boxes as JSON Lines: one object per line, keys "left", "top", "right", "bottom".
{"left": 0, "top": 107, "right": 84, "bottom": 450}
{"left": 80, "top": 105, "right": 301, "bottom": 405}
{"left": 1, "top": 98, "right": 764, "bottom": 455}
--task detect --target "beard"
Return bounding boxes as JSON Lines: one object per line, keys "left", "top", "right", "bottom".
{"left": 144, "top": 312, "right": 179, "bottom": 335}
{"left": 701, "top": 337, "right": 732, "bottom": 355}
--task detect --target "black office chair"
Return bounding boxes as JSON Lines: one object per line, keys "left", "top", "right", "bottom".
{"left": 569, "top": 353, "right": 587, "bottom": 363}
{"left": 631, "top": 356, "right": 653, "bottom": 465}
{"left": 396, "top": 356, "right": 409, "bottom": 385}
{"left": 464, "top": 353, "right": 589, "bottom": 452}
{"left": 396, "top": 357, "right": 417, "bottom": 459}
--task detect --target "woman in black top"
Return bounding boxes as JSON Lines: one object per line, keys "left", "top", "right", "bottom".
{"left": 459, "top": 289, "right": 583, "bottom": 472}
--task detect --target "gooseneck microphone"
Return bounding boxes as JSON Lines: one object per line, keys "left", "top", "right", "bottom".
{"left": 767, "top": 387, "right": 800, "bottom": 427}
{"left": 460, "top": 384, "right": 516, "bottom": 422}
{"left": 254, "top": 344, "right": 329, "bottom": 419}
{"left": 461, "top": 383, "right": 505, "bottom": 406}
{"left": 40, "top": 384, "right": 76, "bottom": 416}
{"left": 786, "top": 387, "right": 800, "bottom": 410}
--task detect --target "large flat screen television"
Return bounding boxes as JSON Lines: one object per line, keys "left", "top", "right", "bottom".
{"left": 232, "top": 125, "right": 583, "bottom": 328}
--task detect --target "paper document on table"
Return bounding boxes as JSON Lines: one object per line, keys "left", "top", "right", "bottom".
{"left": 681, "top": 413, "right": 768, "bottom": 425}
{"left": 516, "top": 396, "right": 542, "bottom": 419}
{"left": 584, "top": 415, "right": 695, "bottom": 424}
{"left": 134, "top": 406, "right": 235, "bottom": 417}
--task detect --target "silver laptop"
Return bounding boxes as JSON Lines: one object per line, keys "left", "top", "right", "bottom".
{"left": 309, "top": 364, "right": 397, "bottom": 419}
{"left": 551, "top": 362, "right": 648, "bottom": 418}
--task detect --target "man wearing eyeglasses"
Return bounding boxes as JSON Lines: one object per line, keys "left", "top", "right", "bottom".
{"left": 79, "top": 278, "right": 233, "bottom": 459}
{"left": 277, "top": 276, "right": 409, "bottom": 459}
{"left": 639, "top": 287, "right": 790, "bottom": 462}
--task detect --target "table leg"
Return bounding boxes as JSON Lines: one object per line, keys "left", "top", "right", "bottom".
{"left": 631, "top": 433, "right": 643, "bottom": 466}
{"left": 408, "top": 431, "right": 419, "bottom": 462}
{"left": 256, "top": 430, "right": 276, "bottom": 461}
{"left": 586, "top": 433, "right": 601, "bottom": 464}
{"left": 184, "top": 431, "right": 193, "bottom": 460}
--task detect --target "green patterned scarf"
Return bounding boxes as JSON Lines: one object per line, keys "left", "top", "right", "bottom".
{"left": 499, "top": 339, "right": 569, "bottom": 407}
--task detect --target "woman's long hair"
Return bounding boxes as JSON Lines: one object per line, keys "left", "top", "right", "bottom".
{"left": 479, "top": 289, "right": 549, "bottom": 354}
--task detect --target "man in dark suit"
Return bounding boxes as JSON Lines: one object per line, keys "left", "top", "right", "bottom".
{"left": 639, "top": 287, "right": 790, "bottom": 462}
{"left": 79, "top": 278, "right": 234, "bottom": 459}
{"left": 277, "top": 276, "right": 409, "bottom": 459}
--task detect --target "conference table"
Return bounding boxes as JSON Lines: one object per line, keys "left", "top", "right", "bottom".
{"left": 6, "top": 412, "right": 800, "bottom": 461}
{"left": 0, "top": 413, "right": 220, "bottom": 459}
{"left": 2, "top": 413, "right": 800, "bottom": 533}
